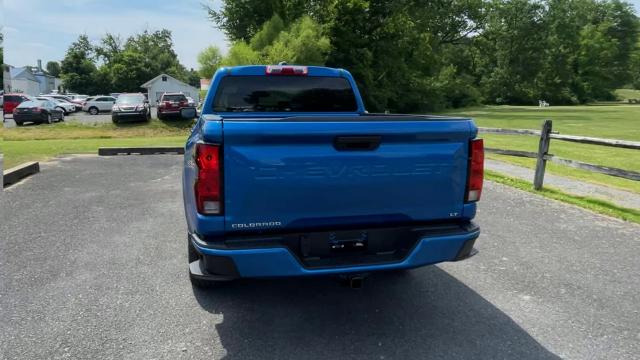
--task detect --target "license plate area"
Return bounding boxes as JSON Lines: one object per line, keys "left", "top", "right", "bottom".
{"left": 298, "top": 228, "right": 417, "bottom": 268}
{"left": 301, "top": 230, "right": 370, "bottom": 258}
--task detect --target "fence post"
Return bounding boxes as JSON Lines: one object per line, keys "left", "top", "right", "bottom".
{"left": 534, "top": 120, "right": 553, "bottom": 190}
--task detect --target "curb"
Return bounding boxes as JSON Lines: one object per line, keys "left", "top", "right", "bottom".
{"left": 3, "top": 162, "right": 40, "bottom": 188}
{"left": 98, "top": 147, "right": 184, "bottom": 156}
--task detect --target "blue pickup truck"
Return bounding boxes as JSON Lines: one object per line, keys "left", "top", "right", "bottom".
{"left": 182, "top": 65, "right": 484, "bottom": 288}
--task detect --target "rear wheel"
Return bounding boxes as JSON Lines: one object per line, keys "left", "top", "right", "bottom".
{"left": 89, "top": 107, "right": 99, "bottom": 115}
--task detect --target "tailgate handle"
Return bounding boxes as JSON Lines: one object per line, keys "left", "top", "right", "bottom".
{"left": 333, "top": 136, "right": 381, "bottom": 151}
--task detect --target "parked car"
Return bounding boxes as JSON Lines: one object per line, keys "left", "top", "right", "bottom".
{"left": 83, "top": 96, "right": 116, "bottom": 115}
{"left": 3, "top": 94, "right": 33, "bottom": 117}
{"left": 112, "top": 93, "right": 151, "bottom": 123}
{"left": 69, "top": 94, "right": 89, "bottom": 101}
{"left": 182, "top": 65, "right": 484, "bottom": 288}
{"left": 13, "top": 99, "right": 65, "bottom": 125}
{"left": 37, "top": 97, "right": 76, "bottom": 115}
{"left": 67, "top": 95, "right": 89, "bottom": 110}
{"left": 157, "top": 93, "right": 196, "bottom": 120}
{"left": 42, "top": 94, "right": 82, "bottom": 111}
{"left": 186, "top": 96, "right": 196, "bottom": 107}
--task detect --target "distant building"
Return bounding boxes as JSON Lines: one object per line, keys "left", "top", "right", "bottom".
{"left": 8, "top": 66, "right": 40, "bottom": 96}
{"left": 32, "top": 60, "right": 57, "bottom": 94}
{"left": 3, "top": 65, "right": 11, "bottom": 93}
{"left": 4, "top": 60, "right": 63, "bottom": 96}
{"left": 141, "top": 74, "right": 200, "bottom": 106}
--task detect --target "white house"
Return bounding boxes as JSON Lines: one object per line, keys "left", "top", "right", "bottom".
{"left": 3, "top": 65, "right": 11, "bottom": 93}
{"left": 8, "top": 67, "right": 40, "bottom": 96}
{"left": 141, "top": 74, "right": 200, "bottom": 106}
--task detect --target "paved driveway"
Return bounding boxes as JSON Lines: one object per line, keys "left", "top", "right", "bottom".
{"left": 1, "top": 155, "right": 638, "bottom": 359}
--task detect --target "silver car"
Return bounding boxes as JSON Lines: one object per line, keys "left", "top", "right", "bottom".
{"left": 83, "top": 96, "right": 116, "bottom": 115}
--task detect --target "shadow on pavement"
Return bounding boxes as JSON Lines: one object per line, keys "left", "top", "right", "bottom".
{"left": 193, "top": 267, "right": 560, "bottom": 359}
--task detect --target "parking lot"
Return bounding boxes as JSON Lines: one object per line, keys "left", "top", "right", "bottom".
{"left": 2, "top": 108, "right": 160, "bottom": 128}
{"left": 1, "top": 155, "right": 639, "bottom": 359}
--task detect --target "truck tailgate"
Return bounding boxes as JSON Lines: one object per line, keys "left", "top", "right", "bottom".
{"left": 221, "top": 117, "right": 474, "bottom": 232}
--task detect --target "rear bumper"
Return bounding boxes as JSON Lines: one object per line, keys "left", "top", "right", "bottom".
{"left": 158, "top": 109, "right": 181, "bottom": 115}
{"left": 13, "top": 113, "right": 44, "bottom": 122}
{"left": 189, "top": 222, "right": 480, "bottom": 279}
{"left": 113, "top": 111, "right": 146, "bottom": 119}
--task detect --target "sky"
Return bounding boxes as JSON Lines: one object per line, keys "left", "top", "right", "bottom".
{"left": 2, "top": 0, "right": 640, "bottom": 70}
{"left": 2, "top": 0, "right": 228, "bottom": 69}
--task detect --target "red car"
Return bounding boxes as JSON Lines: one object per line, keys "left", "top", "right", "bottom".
{"left": 3, "top": 94, "right": 33, "bottom": 117}
{"left": 157, "top": 93, "right": 196, "bottom": 120}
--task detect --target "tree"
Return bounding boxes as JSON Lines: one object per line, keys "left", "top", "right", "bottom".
{"left": 94, "top": 30, "right": 192, "bottom": 92}
{"left": 263, "top": 16, "right": 330, "bottom": 65}
{"left": 207, "top": 0, "right": 640, "bottom": 109}
{"left": 221, "top": 42, "right": 262, "bottom": 66}
{"left": 60, "top": 35, "right": 101, "bottom": 94}
{"left": 206, "top": 0, "right": 336, "bottom": 42}
{"left": 630, "top": 39, "right": 640, "bottom": 89}
{"left": 475, "top": 0, "right": 547, "bottom": 104}
{"left": 187, "top": 68, "right": 201, "bottom": 88}
{"left": 61, "top": 30, "right": 194, "bottom": 94}
{"left": 197, "top": 46, "right": 223, "bottom": 79}
{"left": 46, "top": 61, "right": 62, "bottom": 77}
{"left": 220, "top": 15, "right": 330, "bottom": 66}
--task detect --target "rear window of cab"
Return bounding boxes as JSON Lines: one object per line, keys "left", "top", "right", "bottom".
{"left": 212, "top": 76, "right": 358, "bottom": 113}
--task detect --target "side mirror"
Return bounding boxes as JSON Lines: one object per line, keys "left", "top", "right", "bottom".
{"left": 180, "top": 107, "right": 197, "bottom": 119}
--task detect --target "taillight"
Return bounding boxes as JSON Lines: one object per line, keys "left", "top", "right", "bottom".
{"left": 266, "top": 65, "right": 308, "bottom": 75}
{"left": 195, "top": 143, "right": 222, "bottom": 215}
{"left": 466, "top": 139, "right": 484, "bottom": 202}
{"left": 32, "top": 107, "right": 41, "bottom": 113}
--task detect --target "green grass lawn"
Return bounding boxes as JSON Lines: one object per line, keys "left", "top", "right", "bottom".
{"left": 1, "top": 137, "right": 187, "bottom": 169}
{"left": 439, "top": 103, "right": 640, "bottom": 194}
{"left": 615, "top": 88, "right": 640, "bottom": 101}
{"left": 1, "top": 119, "right": 191, "bottom": 169}
{"left": 440, "top": 104, "right": 640, "bottom": 140}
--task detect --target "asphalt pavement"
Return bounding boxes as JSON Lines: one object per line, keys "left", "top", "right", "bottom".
{"left": 1, "top": 155, "right": 638, "bottom": 359}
